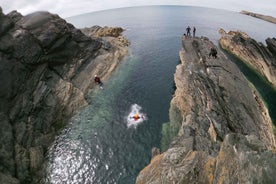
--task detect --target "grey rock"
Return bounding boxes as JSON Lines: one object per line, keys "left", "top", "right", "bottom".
{"left": 7, "top": 10, "right": 23, "bottom": 23}
{"left": 136, "top": 36, "right": 276, "bottom": 184}
{"left": 0, "top": 8, "right": 129, "bottom": 183}
{"left": 266, "top": 38, "right": 276, "bottom": 58}
{"left": 0, "top": 113, "right": 15, "bottom": 174}
{"left": 219, "top": 29, "right": 276, "bottom": 87}
{"left": 0, "top": 172, "right": 19, "bottom": 184}
{"left": 0, "top": 11, "right": 14, "bottom": 37}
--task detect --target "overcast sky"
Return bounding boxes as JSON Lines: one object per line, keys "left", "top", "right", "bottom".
{"left": 1, "top": 0, "right": 276, "bottom": 18}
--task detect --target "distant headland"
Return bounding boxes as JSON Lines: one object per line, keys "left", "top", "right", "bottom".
{"left": 241, "top": 10, "right": 276, "bottom": 24}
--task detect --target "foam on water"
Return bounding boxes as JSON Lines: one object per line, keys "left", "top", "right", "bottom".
{"left": 126, "top": 104, "right": 147, "bottom": 128}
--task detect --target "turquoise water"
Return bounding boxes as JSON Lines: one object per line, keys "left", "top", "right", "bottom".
{"left": 224, "top": 52, "right": 276, "bottom": 123}
{"left": 45, "top": 6, "right": 276, "bottom": 184}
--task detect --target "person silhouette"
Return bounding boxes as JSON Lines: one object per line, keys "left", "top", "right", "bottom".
{"left": 186, "top": 26, "right": 191, "bottom": 37}
{"left": 193, "top": 27, "right": 196, "bottom": 37}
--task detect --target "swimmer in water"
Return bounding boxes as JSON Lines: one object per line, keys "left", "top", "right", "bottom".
{"left": 130, "top": 114, "right": 142, "bottom": 121}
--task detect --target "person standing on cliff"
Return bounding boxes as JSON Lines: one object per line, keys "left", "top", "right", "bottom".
{"left": 186, "top": 26, "right": 191, "bottom": 37}
{"left": 193, "top": 26, "right": 196, "bottom": 37}
{"left": 94, "top": 75, "right": 103, "bottom": 89}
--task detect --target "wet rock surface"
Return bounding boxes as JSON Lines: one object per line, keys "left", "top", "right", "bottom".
{"left": 219, "top": 29, "right": 276, "bottom": 87}
{"left": 0, "top": 9, "right": 128, "bottom": 183}
{"left": 136, "top": 37, "right": 276, "bottom": 184}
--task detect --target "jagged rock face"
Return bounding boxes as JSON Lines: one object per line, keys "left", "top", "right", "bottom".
{"left": 82, "top": 25, "right": 123, "bottom": 37}
{"left": 219, "top": 29, "right": 276, "bottom": 87}
{"left": 82, "top": 25, "right": 130, "bottom": 47}
{"left": 136, "top": 37, "right": 276, "bottom": 183}
{"left": 0, "top": 9, "right": 128, "bottom": 183}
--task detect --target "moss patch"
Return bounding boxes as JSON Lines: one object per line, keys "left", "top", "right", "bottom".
{"left": 161, "top": 104, "right": 183, "bottom": 151}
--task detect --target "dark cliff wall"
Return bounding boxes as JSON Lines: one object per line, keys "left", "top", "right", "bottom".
{"left": 0, "top": 8, "right": 128, "bottom": 183}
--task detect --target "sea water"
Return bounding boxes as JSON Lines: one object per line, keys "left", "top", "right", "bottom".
{"left": 45, "top": 6, "right": 276, "bottom": 184}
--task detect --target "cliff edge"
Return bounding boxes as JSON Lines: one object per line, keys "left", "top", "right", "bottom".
{"left": 136, "top": 37, "right": 276, "bottom": 183}
{"left": 219, "top": 29, "right": 276, "bottom": 87}
{"left": 0, "top": 8, "right": 128, "bottom": 183}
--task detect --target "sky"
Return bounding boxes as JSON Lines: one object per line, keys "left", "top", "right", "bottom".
{"left": 1, "top": 0, "right": 276, "bottom": 18}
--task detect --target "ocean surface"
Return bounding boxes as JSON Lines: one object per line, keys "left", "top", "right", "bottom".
{"left": 44, "top": 6, "right": 276, "bottom": 184}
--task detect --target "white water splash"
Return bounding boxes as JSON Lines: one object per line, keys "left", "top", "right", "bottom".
{"left": 126, "top": 104, "right": 147, "bottom": 128}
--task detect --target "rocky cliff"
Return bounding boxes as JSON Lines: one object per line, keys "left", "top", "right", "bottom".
{"left": 0, "top": 8, "right": 128, "bottom": 183}
{"left": 241, "top": 10, "right": 276, "bottom": 24}
{"left": 219, "top": 29, "right": 276, "bottom": 87}
{"left": 136, "top": 37, "right": 276, "bottom": 183}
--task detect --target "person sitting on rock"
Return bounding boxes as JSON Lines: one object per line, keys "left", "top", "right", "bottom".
{"left": 94, "top": 75, "right": 103, "bottom": 89}
{"left": 209, "top": 47, "right": 218, "bottom": 58}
